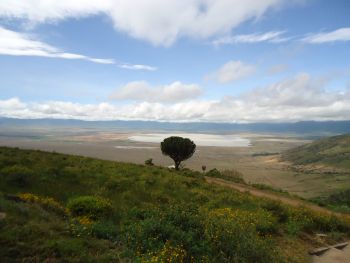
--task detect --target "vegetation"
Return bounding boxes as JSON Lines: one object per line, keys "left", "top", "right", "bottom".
{"left": 145, "top": 158, "right": 154, "bottom": 166}
{"left": 252, "top": 152, "right": 279, "bottom": 157}
{"left": 251, "top": 184, "right": 289, "bottom": 195}
{"left": 311, "top": 189, "right": 350, "bottom": 213}
{"left": 0, "top": 147, "right": 349, "bottom": 262}
{"left": 67, "top": 196, "right": 113, "bottom": 220}
{"left": 205, "top": 168, "right": 245, "bottom": 184}
{"left": 161, "top": 136, "right": 196, "bottom": 170}
{"left": 282, "top": 134, "right": 350, "bottom": 169}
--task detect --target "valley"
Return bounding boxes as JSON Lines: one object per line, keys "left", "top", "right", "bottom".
{"left": 1, "top": 126, "right": 349, "bottom": 199}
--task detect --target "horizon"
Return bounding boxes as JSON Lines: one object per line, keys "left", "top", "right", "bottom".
{"left": 1, "top": 1, "right": 350, "bottom": 122}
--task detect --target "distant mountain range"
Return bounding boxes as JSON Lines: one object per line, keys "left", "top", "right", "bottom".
{"left": 1, "top": 117, "right": 350, "bottom": 136}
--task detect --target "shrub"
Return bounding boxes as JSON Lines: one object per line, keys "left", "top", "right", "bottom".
{"left": 67, "top": 196, "right": 113, "bottom": 220}
{"left": 91, "top": 221, "right": 117, "bottom": 240}
{"left": 205, "top": 208, "right": 280, "bottom": 262}
{"left": 145, "top": 158, "right": 154, "bottom": 166}
{"left": 1, "top": 165, "right": 33, "bottom": 187}
{"left": 286, "top": 221, "right": 301, "bottom": 236}
{"left": 205, "top": 168, "right": 221, "bottom": 178}
{"left": 18, "top": 193, "right": 66, "bottom": 216}
{"left": 262, "top": 201, "right": 289, "bottom": 223}
{"left": 122, "top": 204, "right": 210, "bottom": 261}
{"left": 251, "top": 183, "right": 288, "bottom": 194}
{"left": 139, "top": 241, "right": 186, "bottom": 263}
{"left": 221, "top": 169, "right": 245, "bottom": 184}
{"left": 286, "top": 206, "right": 350, "bottom": 233}
{"left": 206, "top": 168, "right": 245, "bottom": 184}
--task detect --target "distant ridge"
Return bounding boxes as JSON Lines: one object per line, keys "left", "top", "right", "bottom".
{"left": 1, "top": 117, "right": 350, "bottom": 135}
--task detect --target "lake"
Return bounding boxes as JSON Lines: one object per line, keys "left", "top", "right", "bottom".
{"left": 128, "top": 133, "right": 251, "bottom": 147}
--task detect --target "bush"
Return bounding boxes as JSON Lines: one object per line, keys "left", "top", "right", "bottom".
{"left": 262, "top": 201, "right": 289, "bottom": 223}
{"left": 251, "top": 183, "right": 288, "bottom": 194}
{"left": 1, "top": 165, "right": 33, "bottom": 187}
{"left": 18, "top": 193, "right": 66, "bottom": 216}
{"left": 286, "top": 206, "right": 350, "bottom": 234}
{"left": 221, "top": 169, "right": 245, "bottom": 184}
{"left": 206, "top": 168, "right": 245, "bottom": 184}
{"left": 122, "top": 204, "right": 210, "bottom": 261}
{"left": 139, "top": 241, "right": 187, "bottom": 262}
{"left": 205, "top": 168, "right": 221, "bottom": 178}
{"left": 205, "top": 208, "right": 280, "bottom": 262}
{"left": 145, "top": 158, "right": 154, "bottom": 166}
{"left": 67, "top": 196, "right": 113, "bottom": 220}
{"left": 91, "top": 221, "right": 117, "bottom": 240}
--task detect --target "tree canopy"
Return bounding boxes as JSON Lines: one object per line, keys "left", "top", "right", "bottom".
{"left": 160, "top": 136, "right": 196, "bottom": 170}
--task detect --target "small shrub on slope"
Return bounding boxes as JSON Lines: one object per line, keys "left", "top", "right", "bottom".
{"left": 1, "top": 165, "right": 34, "bottom": 187}
{"left": 18, "top": 193, "right": 66, "bottom": 216}
{"left": 67, "top": 196, "right": 112, "bottom": 220}
{"left": 205, "top": 208, "right": 280, "bottom": 262}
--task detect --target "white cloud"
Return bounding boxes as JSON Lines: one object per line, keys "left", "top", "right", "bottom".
{"left": 243, "top": 73, "right": 333, "bottom": 107}
{"left": 213, "top": 31, "right": 288, "bottom": 45}
{"left": 0, "top": 97, "right": 26, "bottom": 110}
{"left": 302, "top": 27, "right": 350, "bottom": 43}
{"left": 206, "top": 61, "right": 255, "bottom": 83}
{"left": 2, "top": 73, "right": 350, "bottom": 122}
{"left": 0, "top": 0, "right": 289, "bottom": 46}
{"left": 0, "top": 26, "right": 156, "bottom": 70}
{"left": 109, "top": 81, "right": 202, "bottom": 102}
{"left": 0, "top": 26, "right": 113, "bottom": 63}
{"left": 119, "top": 64, "right": 157, "bottom": 71}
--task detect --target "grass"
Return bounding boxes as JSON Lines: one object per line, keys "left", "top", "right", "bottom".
{"left": 0, "top": 146, "right": 349, "bottom": 262}
{"left": 252, "top": 152, "right": 279, "bottom": 157}
{"left": 311, "top": 189, "right": 350, "bottom": 213}
{"left": 282, "top": 133, "right": 350, "bottom": 170}
{"left": 205, "top": 168, "right": 245, "bottom": 184}
{"left": 250, "top": 183, "right": 290, "bottom": 195}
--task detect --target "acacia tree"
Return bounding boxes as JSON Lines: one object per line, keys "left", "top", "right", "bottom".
{"left": 161, "top": 136, "right": 196, "bottom": 170}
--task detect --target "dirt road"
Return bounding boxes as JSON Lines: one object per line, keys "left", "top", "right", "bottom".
{"left": 205, "top": 176, "right": 344, "bottom": 216}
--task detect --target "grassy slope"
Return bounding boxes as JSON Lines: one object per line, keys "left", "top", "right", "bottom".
{"left": 282, "top": 134, "right": 350, "bottom": 169}
{"left": 0, "top": 147, "right": 349, "bottom": 262}
{"left": 282, "top": 134, "right": 350, "bottom": 212}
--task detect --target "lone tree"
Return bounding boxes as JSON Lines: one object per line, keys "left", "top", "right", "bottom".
{"left": 161, "top": 136, "right": 196, "bottom": 170}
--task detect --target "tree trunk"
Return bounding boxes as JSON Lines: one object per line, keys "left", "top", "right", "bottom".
{"left": 175, "top": 161, "right": 181, "bottom": 170}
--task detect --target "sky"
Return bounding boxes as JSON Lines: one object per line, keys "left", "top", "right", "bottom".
{"left": 0, "top": 0, "right": 350, "bottom": 123}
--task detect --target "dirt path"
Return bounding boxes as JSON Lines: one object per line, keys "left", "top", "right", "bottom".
{"left": 205, "top": 176, "right": 344, "bottom": 216}
{"left": 205, "top": 176, "right": 350, "bottom": 262}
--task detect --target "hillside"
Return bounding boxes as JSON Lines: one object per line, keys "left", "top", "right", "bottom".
{"left": 0, "top": 147, "right": 349, "bottom": 262}
{"left": 282, "top": 134, "right": 350, "bottom": 170}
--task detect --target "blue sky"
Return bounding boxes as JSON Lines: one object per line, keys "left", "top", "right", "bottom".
{"left": 0, "top": 0, "right": 350, "bottom": 122}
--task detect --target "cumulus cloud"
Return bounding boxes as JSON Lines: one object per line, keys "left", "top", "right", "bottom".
{"left": 0, "top": 26, "right": 156, "bottom": 70}
{"left": 243, "top": 73, "right": 333, "bottom": 107}
{"left": 302, "top": 27, "right": 350, "bottom": 43}
{"left": 109, "top": 81, "right": 202, "bottom": 102}
{"left": 0, "top": 0, "right": 289, "bottom": 46}
{"left": 2, "top": 73, "right": 350, "bottom": 122}
{"left": 213, "top": 31, "right": 288, "bottom": 45}
{"left": 206, "top": 61, "right": 255, "bottom": 84}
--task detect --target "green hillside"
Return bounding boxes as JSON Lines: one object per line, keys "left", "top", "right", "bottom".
{"left": 282, "top": 134, "right": 350, "bottom": 169}
{"left": 0, "top": 147, "right": 349, "bottom": 262}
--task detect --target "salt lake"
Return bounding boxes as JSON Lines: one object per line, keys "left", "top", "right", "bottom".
{"left": 128, "top": 133, "right": 251, "bottom": 147}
